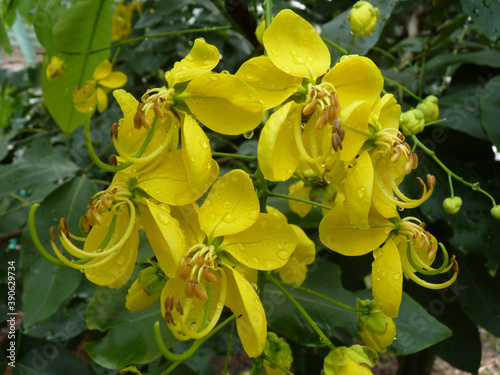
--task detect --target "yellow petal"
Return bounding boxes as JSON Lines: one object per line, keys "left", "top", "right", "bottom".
{"left": 289, "top": 224, "right": 315, "bottom": 265}
{"left": 73, "top": 81, "right": 97, "bottom": 113}
{"left": 279, "top": 256, "right": 308, "bottom": 286}
{"left": 319, "top": 205, "right": 392, "bottom": 256}
{"left": 165, "top": 38, "right": 220, "bottom": 87}
{"left": 323, "top": 55, "right": 383, "bottom": 108}
{"left": 288, "top": 181, "right": 313, "bottom": 218}
{"left": 340, "top": 100, "right": 372, "bottom": 162}
{"left": 222, "top": 213, "right": 298, "bottom": 270}
{"left": 137, "top": 150, "right": 219, "bottom": 206}
{"left": 170, "top": 204, "right": 205, "bottom": 249}
{"left": 266, "top": 205, "right": 288, "bottom": 222}
{"left": 97, "top": 87, "right": 108, "bottom": 113}
{"left": 372, "top": 94, "right": 400, "bottom": 130}
{"left": 84, "top": 211, "right": 138, "bottom": 288}
{"left": 345, "top": 151, "right": 373, "bottom": 229}
{"left": 113, "top": 89, "right": 138, "bottom": 116}
{"left": 180, "top": 73, "right": 264, "bottom": 135}
{"left": 236, "top": 56, "right": 302, "bottom": 110}
{"left": 372, "top": 241, "right": 403, "bottom": 318}
{"left": 182, "top": 114, "right": 213, "bottom": 196}
{"left": 199, "top": 170, "right": 259, "bottom": 239}
{"left": 139, "top": 200, "right": 187, "bottom": 277}
{"left": 99, "top": 71, "right": 127, "bottom": 89}
{"left": 223, "top": 266, "right": 267, "bottom": 358}
{"left": 263, "top": 9, "right": 330, "bottom": 79}
{"left": 257, "top": 101, "right": 301, "bottom": 181}
{"left": 93, "top": 60, "right": 112, "bottom": 80}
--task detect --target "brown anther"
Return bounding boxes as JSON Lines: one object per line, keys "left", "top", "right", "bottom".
{"left": 133, "top": 111, "right": 142, "bottom": 129}
{"left": 412, "top": 153, "right": 419, "bottom": 169}
{"left": 178, "top": 264, "right": 191, "bottom": 280}
{"left": 338, "top": 126, "right": 345, "bottom": 142}
{"left": 331, "top": 132, "right": 343, "bottom": 151}
{"left": 427, "top": 174, "right": 436, "bottom": 188}
{"left": 175, "top": 297, "right": 184, "bottom": 315}
{"left": 203, "top": 268, "right": 218, "bottom": 284}
{"left": 317, "top": 91, "right": 325, "bottom": 98}
{"left": 164, "top": 307, "right": 173, "bottom": 324}
{"left": 142, "top": 93, "right": 150, "bottom": 101}
{"left": 139, "top": 111, "right": 151, "bottom": 131}
{"left": 315, "top": 109, "right": 328, "bottom": 131}
{"left": 101, "top": 194, "right": 112, "bottom": 208}
{"left": 452, "top": 255, "right": 458, "bottom": 273}
{"left": 205, "top": 259, "right": 212, "bottom": 266}
{"left": 328, "top": 104, "right": 337, "bottom": 125}
{"left": 427, "top": 241, "right": 437, "bottom": 260}
{"left": 418, "top": 235, "right": 427, "bottom": 250}
{"left": 303, "top": 98, "right": 318, "bottom": 115}
{"left": 398, "top": 133, "right": 405, "bottom": 140}
{"left": 92, "top": 207, "right": 102, "bottom": 225}
{"left": 110, "top": 123, "right": 119, "bottom": 139}
{"left": 50, "top": 226, "right": 56, "bottom": 242}
{"left": 86, "top": 207, "right": 95, "bottom": 227}
{"left": 59, "top": 217, "right": 68, "bottom": 233}
{"left": 153, "top": 101, "right": 164, "bottom": 119}
{"left": 418, "top": 222, "right": 426, "bottom": 228}
{"left": 193, "top": 282, "right": 208, "bottom": 301}
{"left": 403, "top": 142, "right": 411, "bottom": 152}
{"left": 404, "top": 161, "right": 413, "bottom": 175}
{"left": 391, "top": 147, "right": 402, "bottom": 163}
{"left": 82, "top": 215, "right": 90, "bottom": 233}
{"left": 109, "top": 154, "right": 118, "bottom": 166}
{"left": 332, "top": 92, "right": 340, "bottom": 110}
{"left": 184, "top": 281, "right": 195, "bottom": 298}
{"left": 196, "top": 256, "right": 203, "bottom": 266}
{"left": 416, "top": 177, "right": 425, "bottom": 188}
{"left": 112, "top": 187, "right": 118, "bottom": 194}
{"left": 164, "top": 294, "right": 174, "bottom": 311}
{"left": 332, "top": 118, "right": 341, "bottom": 133}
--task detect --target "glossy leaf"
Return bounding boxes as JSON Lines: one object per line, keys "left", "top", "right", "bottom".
{"left": 480, "top": 75, "right": 500, "bottom": 148}
{"left": 460, "top": 0, "right": 500, "bottom": 42}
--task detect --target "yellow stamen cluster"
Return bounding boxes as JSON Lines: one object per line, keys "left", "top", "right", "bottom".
{"left": 373, "top": 128, "right": 418, "bottom": 175}
{"left": 140, "top": 87, "right": 176, "bottom": 121}
{"left": 398, "top": 217, "right": 436, "bottom": 260}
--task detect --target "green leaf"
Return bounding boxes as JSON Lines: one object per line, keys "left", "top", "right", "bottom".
{"left": 480, "top": 75, "right": 500, "bottom": 148}
{"left": 20, "top": 175, "right": 98, "bottom": 327}
{"left": 0, "top": 9, "right": 11, "bottom": 55}
{"left": 0, "top": 135, "right": 7, "bottom": 162}
{"left": 322, "top": 0, "right": 401, "bottom": 62}
{"left": 425, "top": 49, "right": 500, "bottom": 72}
{"left": 265, "top": 260, "right": 451, "bottom": 354}
{"left": 33, "top": 0, "right": 61, "bottom": 58}
{"left": 14, "top": 349, "right": 91, "bottom": 375}
{"left": 85, "top": 272, "right": 178, "bottom": 369}
{"left": 41, "top": 0, "right": 111, "bottom": 134}
{"left": 460, "top": 0, "right": 500, "bottom": 42}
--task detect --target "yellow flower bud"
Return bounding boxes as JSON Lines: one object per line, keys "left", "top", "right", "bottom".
{"left": 263, "top": 332, "right": 293, "bottom": 375}
{"left": 255, "top": 17, "right": 265, "bottom": 45}
{"left": 125, "top": 266, "right": 167, "bottom": 312}
{"left": 348, "top": 1, "right": 380, "bottom": 38}
{"left": 417, "top": 95, "right": 439, "bottom": 122}
{"left": 491, "top": 205, "right": 500, "bottom": 219}
{"left": 46, "top": 54, "right": 67, "bottom": 80}
{"left": 443, "top": 196, "right": 462, "bottom": 214}
{"left": 356, "top": 299, "right": 396, "bottom": 353}
{"left": 400, "top": 108, "right": 425, "bottom": 136}
{"left": 323, "top": 345, "right": 378, "bottom": 375}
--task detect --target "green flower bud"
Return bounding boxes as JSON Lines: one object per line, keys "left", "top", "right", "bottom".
{"left": 400, "top": 108, "right": 425, "bottom": 136}
{"left": 348, "top": 1, "right": 380, "bottom": 38}
{"left": 417, "top": 95, "right": 439, "bottom": 123}
{"left": 323, "top": 345, "right": 378, "bottom": 375}
{"left": 125, "top": 265, "right": 167, "bottom": 312}
{"left": 46, "top": 54, "right": 67, "bottom": 80}
{"left": 443, "top": 196, "right": 462, "bottom": 214}
{"left": 263, "top": 332, "right": 293, "bottom": 375}
{"left": 491, "top": 205, "right": 500, "bottom": 219}
{"left": 356, "top": 299, "right": 396, "bottom": 353}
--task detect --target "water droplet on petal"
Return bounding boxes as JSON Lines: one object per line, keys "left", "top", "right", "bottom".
{"left": 282, "top": 66, "right": 292, "bottom": 74}
{"left": 373, "top": 248, "right": 383, "bottom": 259}
{"left": 224, "top": 214, "right": 235, "bottom": 223}
{"left": 223, "top": 201, "right": 232, "bottom": 209}
{"left": 393, "top": 273, "right": 401, "bottom": 280}
{"left": 277, "top": 250, "right": 290, "bottom": 260}
{"left": 200, "top": 141, "right": 208, "bottom": 149}
{"left": 157, "top": 213, "right": 170, "bottom": 225}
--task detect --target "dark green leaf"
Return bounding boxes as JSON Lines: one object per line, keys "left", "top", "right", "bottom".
{"left": 14, "top": 349, "right": 91, "bottom": 375}
{"left": 0, "top": 10, "right": 12, "bottom": 55}
{"left": 480, "top": 75, "right": 500, "bottom": 148}
{"left": 33, "top": 0, "right": 61, "bottom": 58}
{"left": 20, "top": 175, "right": 98, "bottom": 327}
{"left": 426, "top": 49, "right": 500, "bottom": 72}
{"left": 460, "top": 0, "right": 500, "bottom": 42}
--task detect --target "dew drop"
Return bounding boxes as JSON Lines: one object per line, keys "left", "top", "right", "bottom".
{"left": 190, "top": 155, "right": 196, "bottom": 162}
{"left": 224, "top": 214, "right": 235, "bottom": 223}
{"left": 376, "top": 266, "right": 381, "bottom": 273}
{"left": 157, "top": 213, "right": 170, "bottom": 225}
{"left": 282, "top": 66, "right": 292, "bottom": 74}
{"left": 200, "top": 140, "right": 208, "bottom": 149}
{"left": 223, "top": 201, "right": 232, "bottom": 209}
{"left": 243, "top": 130, "right": 254, "bottom": 139}
{"left": 270, "top": 48, "right": 278, "bottom": 56}
{"left": 382, "top": 272, "right": 387, "bottom": 278}
{"left": 393, "top": 273, "right": 401, "bottom": 280}
{"left": 241, "top": 258, "right": 248, "bottom": 264}
{"left": 245, "top": 71, "right": 255, "bottom": 80}
{"left": 277, "top": 250, "right": 290, "bottom": 260}
{"left": 373, "top": 248, "right": 383, "bottom": 259}
{"left": 357, "top": 186, "right": 367, "bottom": 198}
{"left": 252, "top": 256, "right": 261, "bottom": 264}
{"left": 248, "top": 210, "right": 259, "bottom": 220}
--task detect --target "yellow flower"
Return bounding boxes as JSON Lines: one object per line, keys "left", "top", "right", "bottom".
{"left": 157, "top": 170, "right": 298, "bottom": 357}
{"left": 73, "top": 60, "right": 127, "bottom": 113}
{"left": 46, "top": 54, "right": 67, "bottom": 80}
{"left": 236, "top": 9, "right": 383, "bottom": 181}
{"left": 323, "top": 345, "right": 378, "bottom": 375}
{"left": 111, "top": 0, "right": 141, "bottom": 42}
{"left": 319, "top": 205, "right": 458, "bottom": 317}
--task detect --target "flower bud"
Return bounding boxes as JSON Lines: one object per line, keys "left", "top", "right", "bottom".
{"left": 400, "top": 108, "right": 425, "bottom": 136}
{"left": 356, "top": 299, "right": 396, "bottom": 353}
{"left": 263, "top": 332, "right": 293, "bottom": 375}
{"left": 417, "top": 95, "right": 439, "bottom": 123}
{"left": 348, "top": 1, "right": 380, "bottom": 38}
{"left": 255, "top": 17, "right": 265, "bottom": 45}
{"left": 443, "top": 196, "right": 462, "bottom": 214}
{"left": 125, "top": 265, "right": 167, "bottom": 312}
{"left": 491, "top": 205, "right": 500, "bottom": 220}
{"left": 323, "top": 345, "right": 378, "bottom": 375}
{"left": 46, "top": 54, "right": 67, "bottom": 80}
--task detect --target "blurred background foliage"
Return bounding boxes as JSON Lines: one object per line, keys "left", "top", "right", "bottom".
{"left": 0, "top": 0, "right": 500, "bottom": 374}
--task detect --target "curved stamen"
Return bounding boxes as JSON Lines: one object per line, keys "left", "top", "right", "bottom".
{"left": 402, "top": 257, "right": 458, "bottom": 290}
{"left": 406, "top": 242, "right": 454, "bottom": 275}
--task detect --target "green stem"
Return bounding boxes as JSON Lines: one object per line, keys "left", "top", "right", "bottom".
{"left": 0, "top": 198, "right": 43, "bottom": 219}
{"left": 383, "top": 76, "right": 421, "bottom": 101}
{"left": 28, "top": 204, "right": 65, "bottom": 266}
{"left": 160, "top": 362, "right": 181, "bottom": 375}
{"left": 412, "top": 135, "right": 497, "bottom": 205}
{"left": 64, "top": 26, "right": 231, "bottom": 55}
{"left": 278, "top": 280, "right": 363, "bottom": 313}
{"left": 264, "top": 0, "right": 273, "bottom": 30}
{"left": 348, "top": 35, "right": 356, "bottom": 54}
{"left": 254, "top": 166, "right": 269, "bottom": 213}
{"left": 268, "top": 192, "right": 332, "bottom": 210}
{"left": 154, "top": 315, "right": 236, "bottom": 366}
{"left": 262, "top": 354, "right": 294, "bottom": 375}
{"left": 222, "top": 320, "right": 236, "bottom": 375}
{"left": 212, "top": 151, "right": 256, "bottom": 161}
{"left": 322, "top": 37, "right": 348, "bottom": 55}
{"left": 448, "top": 173, "right": 455, "bottom": 197}
{"left": 265, "top": 274, "right": 335, "bottom": 350}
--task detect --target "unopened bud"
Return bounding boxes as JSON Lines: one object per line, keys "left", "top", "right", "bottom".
{"left": 323, "top": 345, "right": 378, "bottom": 375}
{"left": 491, "top": 205, "right": 500, "bottom": 219}
{"left": 263, "top": 332, "right": 293, "bottom": 375}
{"left": 417, "top": 95, "right": 439, "bottom": 123}
{"left": 443, "top": 196, "right": 462, "bottom": 214}
{"left": 400, "top": 108, "right": 426, "bottom": 136}
{"left": 46, "top": 54, "right": 67, "bottom": 80}
{"left": 356, "top": 299, "right": 396, "bottom": 353}
{"left": 348, "top": 1, "right": 380, "bottom": 38}
{"left": 125, "top": 265, "right": 167, "bottom": 312}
